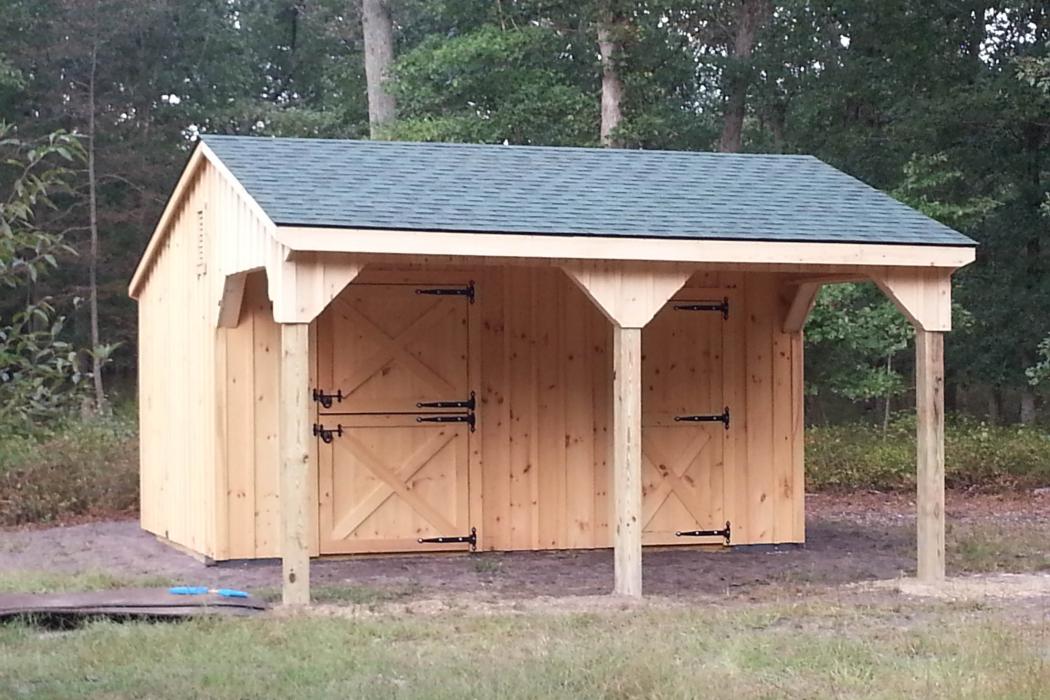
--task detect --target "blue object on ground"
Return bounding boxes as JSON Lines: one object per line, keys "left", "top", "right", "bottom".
{"left": 169, "top": 586, "right": 209, "bottom": 596}
{"left": 216, "top": 589, "right": 249, "bottom": 598}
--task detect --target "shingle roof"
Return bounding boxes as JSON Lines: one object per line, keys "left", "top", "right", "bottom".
{"left": 201, "top": 135, "right": 975, "bottom": 247}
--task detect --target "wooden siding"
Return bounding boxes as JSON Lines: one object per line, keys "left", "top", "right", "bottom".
{"left": 300, "top": 265, "right": 804, "bottom": 555}
{"left": 141, "top": 201, "right": 804, "bottom": 558}
{"left": 137, "top": 162, "right": 224, "bottom": 557}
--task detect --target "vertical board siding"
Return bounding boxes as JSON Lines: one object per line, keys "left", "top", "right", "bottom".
{"left": 136, "top": 163, "right": 219, "bottom": 557}
{"left": 140, "top": 222, "right": 805, "bottom": 559}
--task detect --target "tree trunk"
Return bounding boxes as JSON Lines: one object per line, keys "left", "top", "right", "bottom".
{"left": 87, "top": 41, "right": 106, "bottom": 413}
{"left": 597, "top": 7, "right": 625, "bottom": 148}
{"left": 361, "top": 0, "right": 397, "bottom": 138}
{"left": 718, "top": 0, "right": 770, "bottom": 153}
{"left": 1019, "top": 390, "right": 1037, "bottom": 425}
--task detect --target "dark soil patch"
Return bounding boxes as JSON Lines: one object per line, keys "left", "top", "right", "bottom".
{"left": 3, "top": 492, "right": 1049, "bottom": 601}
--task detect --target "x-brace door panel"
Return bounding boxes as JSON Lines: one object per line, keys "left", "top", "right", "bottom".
{"left": 641, "top": 290, "right": 729, "bottom": 545}
{"left": 316, "top": 282, "right": 474, "bottom": 554}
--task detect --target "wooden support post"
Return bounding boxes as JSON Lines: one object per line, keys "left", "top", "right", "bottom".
{"left": 279, "top": 323, "right": 311, "bottom": 605}
{"left": 915, "top": 330, "right": 945, "bottom": 582}
{"left": 612, "top": 326, "right": 643, "bottom": 597}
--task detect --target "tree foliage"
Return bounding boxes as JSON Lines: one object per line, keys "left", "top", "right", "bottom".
{"left": 0, "top": 0, "right": 1046, "bottom": 423}
{"left": 0, "top": 125, "right": 88, "bottom": 429}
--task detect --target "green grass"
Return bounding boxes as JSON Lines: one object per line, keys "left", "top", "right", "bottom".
{"left": 0, "top": 600, "right": 1047, "bottom": 699}
{"left": 950, "top": 523, "right": 1050, "bottom": 574}
{"left": 254, "top": 582, "right": 421, "bottom": 606}
{"left": 0, "top": 570, "right": 174, "bottom": 595}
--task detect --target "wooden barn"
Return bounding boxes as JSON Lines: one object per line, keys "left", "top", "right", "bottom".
{"left": 129, "top": 136, "right": 976, "bottom": 603}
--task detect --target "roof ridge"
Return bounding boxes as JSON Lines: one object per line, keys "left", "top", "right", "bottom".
{"left": 198, "top": 134, "right": 818, "bottom": 160}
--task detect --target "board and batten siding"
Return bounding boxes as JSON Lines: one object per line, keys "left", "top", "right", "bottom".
{"left": 137, "top": 161, "right": 223, "bottom": 557}
{"left": 138, "top": 159, "right": 283, "bottom": 560}
{"left": 245, "top": 264, "right": 804, "bottom": 558}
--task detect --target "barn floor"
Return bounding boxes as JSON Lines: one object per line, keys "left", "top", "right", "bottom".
{"left": 3, "top": 492, "right": 1049, "bottom": 602}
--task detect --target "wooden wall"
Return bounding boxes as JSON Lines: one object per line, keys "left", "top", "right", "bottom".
{"left": 140, "top": 222, "right": 804, "bottom": 559}
{"left": 216, "top": 273, "right": 283, "bottom": 559}
{"left": 137, "top": 162, "right": 222, "bottom": 557}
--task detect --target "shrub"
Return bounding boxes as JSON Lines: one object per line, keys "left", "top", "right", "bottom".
{"left": 0, "top": 409, "right": 138, "bottom": 526}
{"left": 807, "top": 415, "right": 1050, "bottom": 492}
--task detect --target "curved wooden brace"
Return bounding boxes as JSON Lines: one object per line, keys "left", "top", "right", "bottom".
{"left": 560, "top": 261, "right": 693, "bottom": 328}
{"left": 871, "top": 268, "right": 953, "bottom": 332}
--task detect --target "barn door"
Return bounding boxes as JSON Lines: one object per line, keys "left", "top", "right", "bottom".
{"left": 315, "top": 282, "right": 476, "bottom": 554}
{"left": 641, "top": 293, "right": 729, "bottom": 546}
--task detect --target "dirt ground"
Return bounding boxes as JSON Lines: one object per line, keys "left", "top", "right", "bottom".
{"left": 3, "top": 491, "right": 1049, "bottom": 601}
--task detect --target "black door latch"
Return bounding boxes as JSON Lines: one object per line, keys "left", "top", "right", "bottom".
{"left": 415, "top": 281, "right": 475, "bottom": 304}
{"left": 312, "top": 423, "right": 343, "bottom": 444}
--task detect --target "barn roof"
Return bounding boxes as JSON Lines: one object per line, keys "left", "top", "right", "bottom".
{"left": 201, "top": 135, "right": 974, "bottom": 247}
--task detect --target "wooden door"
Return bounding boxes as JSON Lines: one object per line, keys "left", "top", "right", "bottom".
{"left": 316, "top": 282, "right": 475, "bottom": 554}
{"left": 641, "top": 294, "right": 729, "bottom": 545}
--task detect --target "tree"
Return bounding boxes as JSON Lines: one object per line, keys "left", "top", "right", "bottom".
{"left": 0, "top": 125, "right": 88, "bottom": 430}
{"left": 597, "top": 2, "right": 626, "bottom": 147}
{"left": 718, "top": 0, "right": 771, "bottom": 152}
{"left": 362, "top": 0, "right": 398, "bottom": 137}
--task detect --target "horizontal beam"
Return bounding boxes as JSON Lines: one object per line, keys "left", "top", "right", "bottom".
{"left": 276, "top": 226, "right": 975, "bottom": 270}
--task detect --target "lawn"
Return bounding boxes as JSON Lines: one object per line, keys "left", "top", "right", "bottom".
{"left": 1, "top": 596, "right": 1047, "bottom": 699}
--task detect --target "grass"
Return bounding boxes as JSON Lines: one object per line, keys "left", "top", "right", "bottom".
{"left": 0, "top": 570, "right": 175, "bottom": 595}
{"left": 254, "top": 582, "right": 421, "bottom": 606}
{"left": 0, "top": 599, "right": 1047, "bottom": 699}
{"left": 950, "top": 523, "right": 1050, "bottom": 575}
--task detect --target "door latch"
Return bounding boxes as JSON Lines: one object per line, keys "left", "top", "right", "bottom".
{"left": 312, "top": 388, "right": 343, "bottom": 409}
{"left": 312, "top": 423, "right": 343, "bottom": 444}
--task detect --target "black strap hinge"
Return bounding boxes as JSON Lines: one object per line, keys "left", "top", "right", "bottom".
{"left": 416, "top": 281, "right": 475, "bottom": 304}
{"left": 418, "top": 527, "right": 477, "bottom": 552}
{"left": 417, "top": 391, "right": 475, "bottom": 411}
{"left": 313, "top": 423, "right": 343, "bottom": 444}
{"left": 674, "top": 407, "right": 730, "bottom": 430}
{"left": 675, "top": 521, "right": 731, "bottom": 545}
{"left": 673, "top": 296, "right": 729, "bottom": 320}
{"left": 416, "top": 413, "right": 476, "bottom": 432}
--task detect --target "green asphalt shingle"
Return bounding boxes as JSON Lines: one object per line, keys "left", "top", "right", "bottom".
{"left": 201, "top": 135, "right": 975, "bottom": 247}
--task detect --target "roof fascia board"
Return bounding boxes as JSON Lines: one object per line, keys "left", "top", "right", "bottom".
{"left": 128, "top": 140, "right": 276, "bottom": 299}
{"left": 274, "top": 225, "right": 976, "bottom": 270}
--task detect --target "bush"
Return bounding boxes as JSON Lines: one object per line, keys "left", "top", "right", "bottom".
{"left": 0, "top": 409, "right": 138, "bottom": 526}
{"left": 807, "top": 415, "right": 1050, "bottom": 492}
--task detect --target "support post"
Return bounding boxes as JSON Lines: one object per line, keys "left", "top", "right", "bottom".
{"left": 612, "top": 326, "right": 643, "bottom": 597}
{"left": 915, "top": 330, "right": 945, "bottom": 582}
{"left": 280, "top": 323, "right": 311, "bottom": 605}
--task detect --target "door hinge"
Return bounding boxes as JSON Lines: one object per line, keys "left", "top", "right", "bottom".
{"left": 416, "top": 412, "right": 476, "bottom": 432}
{"left": 673, "top": 296, "right": 729, "bottom": 320}
{"left": 418, "top": 526, "right": 477, "bottom": 552}
{"left": 312, "top": 388, "right": 343, "bottom": 409}
{"left": 676, "top": 521, "right": 731, "bottom": 545}
{"left": 415, "top": 281, "right": 475, "bottom": 304}
{"left": 417, "top": 391, "right": 475, "bottom": 411}
{"left": 674, "top": 407, "right": 730, "bottom": 430}
{"left": 313, "top": 423, "right": 343, "bottom": 444}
